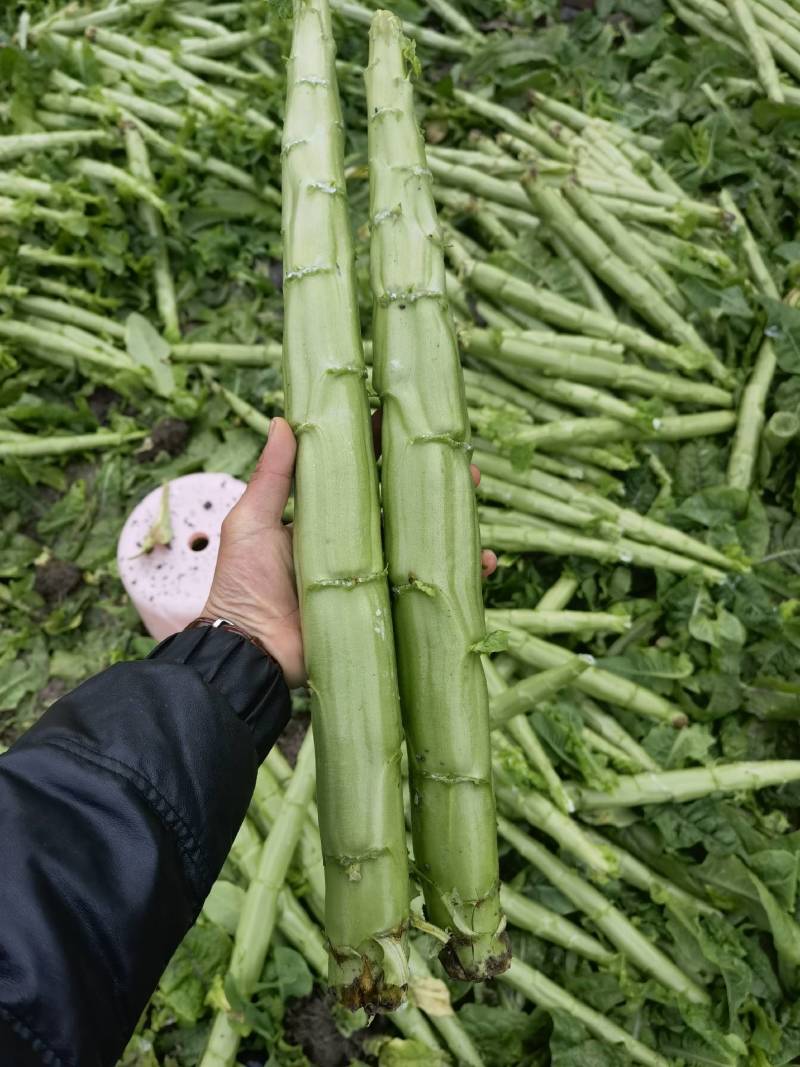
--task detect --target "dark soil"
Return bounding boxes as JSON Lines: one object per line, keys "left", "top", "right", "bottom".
{"left": 277, "top": 710, "right": 311, "bottom": 768}
{"left": 136, "top": 418, "right": 190, "bottom": 463}
{"left": 283, "top": 989, "right": 388, "bottom": 1067}
{"left": 34, "top": 560, "right": 83, "bottom": 602}
{"left": 87, "top": 386, "right": 120, "bottom": 425}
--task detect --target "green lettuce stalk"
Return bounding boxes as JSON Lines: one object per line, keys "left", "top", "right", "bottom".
{"left": 282, "top": 0, "right": 410, "bottom": 1011}
{"left": 366, "top": 9, "right": 508, "bottom": 982}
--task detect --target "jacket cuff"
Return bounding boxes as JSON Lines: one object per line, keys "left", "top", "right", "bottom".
{"left": 149, "top": 626, "right": 292, "bottom": 762}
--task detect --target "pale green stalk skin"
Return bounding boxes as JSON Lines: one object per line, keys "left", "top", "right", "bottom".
{"left": 0, "top": 129, "right": 111, "bottom": 162}
{"left": 757, "top": 0, "right": 800, "bottom": 33}
{"left": 171, "top": 342, "right": 282, "bottom": 365}
{"left": 583, "top": 728, "right": 638, "bottom": 768}
{"left": 229, "top": 818, "right": 329, "bottom": 973}
{"left": 573, "top": 173, "right": 723, "bottom": 223}
{"left": 463, "top": 329, "right": 731, "bottom": 405}
{"left": 32, "top": 0, "right": 165, "bottom": 34}
{"left": 429, "top": 146, "right": 525, "bottom": 178}
{"left": 487, "top": 608, "right": 631, "bottom": 637}
{"left": 73, "top": 157, "right": 171, "bottom": 219}
{"left": 515, "top": 376, "right": 639, "bottom": 421}
{"left": 512, "top": 181, "right": 722, "bottom": 375}
{"left": 0, "top": 320, "right": 133, "bottom": 373}
{"left": 282, "top": 0, "right": 410, "bottom": 1011}
{"left": 218, "top": 387, "right": 270, "bottom": 436}
{"left": 0, "top": 431, "right": 144, "bottom": 457}
{"left": 512, "top": 332, "right": 626, "bottom": 360}
{"left": 477, "top": 472, "right": 599, "bottom": 530}
{"left": 473, "top": 407, "right": 736, "bottom": 455}
{"left": 763, "top": 410, "right": 800, "bottom": 455}
{"left": 2, "top": 174, "right": 57, "bottom": 199}
{"left": 562, "top": 182, "right": 688, "bottom": 316}
{"left": 366, "top": 11, "right": 507, "bottom": 984}
{"left": 450, "top": 247, "right": 707, "bottom": 370}
{"left": 453, "top": 88, "right": 571, "bottom": 161}
{"left": 499, "top": 885, "right": 613, "bottom": 964}
{"left": 332, "top": 0, "right": 472, "bottom": 54}
{"left": 591, "top": 195, "right": 686, "bottom": 226}
{"left": 472, "top": 450, "right": 739, "bottom": 572}
{"left": 201, "top": 737, "right": 317, "bottom": 1067}
{"left": 576, "top": 697, "right": 660, "bottom": 773}
{"left": 494, "top": 774, "right": 613, "bottom": 874}
{"left": 536, "top": 574, "right": 578, "bottom": 611}
{"left": 503, "top": 626, "right": 688, "bottom": 727}
{"left": 250, "top": 764, "right": 326, "bottom": 921}
{"left": 50, "top": 71, "right": 184, "bottom": 129}
{"left": 549, "top": 234, "right": 616, "bottom": 316}
{"left": 430, "top": 156, "right": 533, "bottom": 213}
{"left": 435, "top": 186, "right": 540, "bottom": 235}
{"left": 110, "top": 127, "right": 177, "bottom": 339}
{"left": 182, "top": 25, "right": 272, "bottom": 57}
{"left": 408, "top": 948, "right": 485, "bottom": 1067}
{"left": 485, "top": 657, "right": 581, "bottom": 814}
{"left": 482, "top": 520, "right": 727, "bottom": 584}
{"left": 180, "top": 52, "right": 262, "bottom": 84}
{"left": 721, "top": 188, "right": 779, "bottom": 298}
{"left": 426, "top": 0, "right": 482, "bottom": 39}
{"left": 498, "top": 816, "right": 709, "bottom": 1004}
{"left": 485, "top": 655, "right": 573, "bottom": 814}
{"left": 14, "top": 295, "right": 125, "bottom": 339}
{"left": 631, "top": 224, "right": 737, "bottom": 276}
{"left": 500, "top": 959, "right": 669, "bottom": 1067}
{"left": 669, "top": 0, "right": 749, "bottom": 54}
{"left": 25, "top": 316, "right": 121, "bottom": 359}
{"left": 571, "top": 760, "right": 800, "bottom": 809}
{"left": 746, "top": 0, "right": 799, "bottom": 95}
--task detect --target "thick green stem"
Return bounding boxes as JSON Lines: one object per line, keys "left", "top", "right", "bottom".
{"left": 282, "top": 0, "right": 410, "bottom": 1011}
{"left": 487, "top": 608, "right": 631, "bottom": 637}
{"left": 503, "top": 626, "right": 687, "bottom": 726}
{"left": 473, "top": 450, "right": 739, "bottom": 572}
{"left": 500, "top": 884, "right": 613, "bottom": 964}
{"left": 124, "top": 123, "right": 181, "bottom": 342}
{"left": 367, "top": 11, "right": 507, "bottom": 983}
{"left": 525, "top": 179, "right": 722, "bottom": 376}
{"left": 497, "top": 817, "right": 709, "bottom": 1004}
{"left": 201, "top": 735, "right": 317, "bottom": 1067}
{"left": 484, "top": 657, "right": 574, "bottom": 814}
{"left": 463, "top": 328, "right": 731, "bottom": 406}
{"left": 570, "top": 760, "right": 800, "bottom": 809}
{"left": 500, "top": 963, "right": 668, "bottom": 1067}
{"left": 450, "top": 245, "right": 712, "bottom": 371}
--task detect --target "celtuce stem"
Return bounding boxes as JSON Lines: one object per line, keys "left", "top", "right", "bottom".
{"left": 200, "top": 735, "right": 317, "bottom": 1067}
{"left": 282, "top": 0, "right": 410, "bottom": 1011}
{"left": 499, "top": 883, "right": 614, "bottom": 964}
{"left": 497, "top": 817, "right": 710, "bottom": 1004}
{"left": 367, "top": 10, "right": 507, "bottom": 983}
{"left": 500, "top": 960, "right": 670, "bottom": 1067}
{"left": 502, "top": 626, "right": 688, "bottom": 726}
{"left": 570, "top": 761, "right": 800, "bottom": 809}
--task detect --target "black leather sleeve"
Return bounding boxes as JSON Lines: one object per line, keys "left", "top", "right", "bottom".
{"left": 0, "top": 625, "right": 292, "bottom": 1067}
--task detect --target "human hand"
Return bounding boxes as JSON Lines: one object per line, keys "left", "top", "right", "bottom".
{"left": 203, "top": 417, "right": 497, "bottom": 688}
{"left": 203, "top": 417, "right": 305, "bottom": 687}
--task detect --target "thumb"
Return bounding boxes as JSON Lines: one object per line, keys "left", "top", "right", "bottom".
{"left": 239, "top": 416, "right": 296, "bottom": 528}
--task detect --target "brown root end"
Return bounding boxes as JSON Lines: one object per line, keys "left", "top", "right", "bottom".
{"left": 337, "top": 957, "right": 406, "bottom": 1016}
{"left": 439, "top": 928, "right": 512, "bottom": 982}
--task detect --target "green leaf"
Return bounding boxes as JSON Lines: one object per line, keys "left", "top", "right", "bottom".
{"left": 202, "top": 881, "right": 245, "bottom": 937}
{"left": 459, "top": 1003, "right": 540, "bottom": 1067}
{"left": 263, "top": 946, "right": 314, "bottom": 1001}
{"left": 125, "top": 313, "right": 175, "bottom": 399}
{"left": 154, "top": 923, "right": 231, "bottom": 1027}
{"left": 471, "top": 629, "right": 510, "bottom": 654}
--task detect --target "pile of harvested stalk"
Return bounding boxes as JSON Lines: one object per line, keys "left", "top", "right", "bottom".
{"left": 4, "top": 1, "right": 800, "bottom": 1065}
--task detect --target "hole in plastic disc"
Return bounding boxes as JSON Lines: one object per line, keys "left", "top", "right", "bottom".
{"left": 190, "top": 534, "right": 209, "bottom": 552}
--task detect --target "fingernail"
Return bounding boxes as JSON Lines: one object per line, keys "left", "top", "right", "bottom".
{"left": 267, "top": 418, "right": 274, "bottom": 441}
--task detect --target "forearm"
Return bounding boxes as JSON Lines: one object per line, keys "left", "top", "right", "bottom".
{"left": 0, "top": 625, "right": 291, "bottom": 1067}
